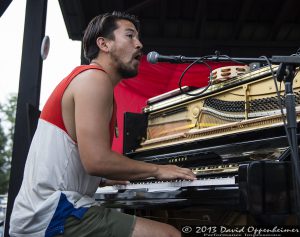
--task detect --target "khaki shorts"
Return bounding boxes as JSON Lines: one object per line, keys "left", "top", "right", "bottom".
{"left": 55, "top": 205, "right": 136, "bottom": 237}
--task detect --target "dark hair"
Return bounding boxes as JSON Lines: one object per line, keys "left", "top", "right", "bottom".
{"left": 83, "top": 11, "right": 140, "bottom": 62}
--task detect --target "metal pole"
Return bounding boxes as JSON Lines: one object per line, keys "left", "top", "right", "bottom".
{"left": 4, "top": 0, "right": 48, "bottom": 235}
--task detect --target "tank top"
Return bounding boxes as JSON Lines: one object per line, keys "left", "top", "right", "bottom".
{"left": 10, "top": 65, "right": 116, "bottom": 237}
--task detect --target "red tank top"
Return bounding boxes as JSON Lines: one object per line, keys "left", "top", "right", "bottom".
{"left": 40, "top": 65, "right": 117, "bottom": 145}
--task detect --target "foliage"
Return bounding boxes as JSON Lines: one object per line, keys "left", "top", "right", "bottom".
{"left": 0, "top": 94, "right": 17, "bottom": 194}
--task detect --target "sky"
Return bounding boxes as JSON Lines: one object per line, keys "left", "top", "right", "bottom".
{"left": 0, "top": 0, "right": 81, "bottom": 110}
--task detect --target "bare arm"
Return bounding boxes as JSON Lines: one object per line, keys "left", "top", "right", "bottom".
{"left": 71, "top": 70, "right": 195, "bottom": 181}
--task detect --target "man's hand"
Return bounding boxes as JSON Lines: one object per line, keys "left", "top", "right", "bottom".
{"left": 154, "top": 165, "right": 196, "bottom": 181}
{"left": 99, "top": 179, "right": 129, "bottom": 187}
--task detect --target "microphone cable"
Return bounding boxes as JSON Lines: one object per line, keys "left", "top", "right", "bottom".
{"left": 178, "top": 52, "right": 244, "bottom": 97}
{"left": 178, "top": 56, "right": 213, "bottom": 96}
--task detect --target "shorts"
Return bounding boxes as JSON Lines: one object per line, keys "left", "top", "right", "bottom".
{"left": 55, "top": 205, "right": 136, "bottom": 237}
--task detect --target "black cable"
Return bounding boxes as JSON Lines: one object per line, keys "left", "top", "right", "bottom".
{"left": 178, "top": 52, "right": 248, "bottom": 97}
{"left": 260, "top": 57, "right": 289, "bottom": 140}
{"left": 261, "top": 56, "right": 297, "bottom": 159}
{"left": 178, "top": 56, "right": 213, "bottom": 96}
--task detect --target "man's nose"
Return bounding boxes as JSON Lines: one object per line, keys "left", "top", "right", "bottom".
{"left": 135, "top": 39, "right": 143, "bottom": 49}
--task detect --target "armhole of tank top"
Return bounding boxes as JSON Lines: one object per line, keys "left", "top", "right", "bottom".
{"left": 61, "top": 66, "right": 107, "bottom": 143}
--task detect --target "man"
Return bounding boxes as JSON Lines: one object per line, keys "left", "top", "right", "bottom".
{"left": 10, "top": 12, "right": 195, "bottom": 237}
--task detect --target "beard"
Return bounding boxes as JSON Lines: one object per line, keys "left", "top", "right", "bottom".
{"left": 110, "top": 49, "right": 139, "bottom": 79}
{"left": 118, "top": 64, "right": 138, "bottom": 79}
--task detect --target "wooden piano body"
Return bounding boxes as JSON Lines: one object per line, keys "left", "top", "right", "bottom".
{"left": 96, "top": 65, "right": 300, "bottom": 226}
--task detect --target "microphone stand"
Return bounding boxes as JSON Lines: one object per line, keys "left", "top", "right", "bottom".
{"left": 276, "top": 63, "right": 300, "bottom": 224}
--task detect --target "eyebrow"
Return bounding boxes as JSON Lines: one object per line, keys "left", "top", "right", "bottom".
{"left": 123, "top": 28, "right": 140, "bottom": 38}
{"left": 125, "top": 28, "right": 137, "bottom": 33}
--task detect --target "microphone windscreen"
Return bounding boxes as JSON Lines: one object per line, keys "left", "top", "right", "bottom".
{"left": 147, "top": 51, "right": 158, "bottom": 64}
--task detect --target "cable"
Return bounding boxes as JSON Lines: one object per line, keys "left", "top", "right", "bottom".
{"left": 178, "top": 52, "right": 248, "bottom": 97}
{"left": 178, "top": 56, "right": 213, "bottom": 96}
{"left": 260, "top": 57, "right": 289, "bottom": 140}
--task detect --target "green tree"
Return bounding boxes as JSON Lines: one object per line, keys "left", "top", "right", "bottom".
{"left": 0, "top": 93, "right": 17, "bottom": 194}
{"left": 0, "top": 122, "right": 8, "bottom": 194}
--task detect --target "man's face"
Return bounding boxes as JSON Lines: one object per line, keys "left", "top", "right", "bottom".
{"left": 109, "top": 19, "right": 143, "bottom": 78}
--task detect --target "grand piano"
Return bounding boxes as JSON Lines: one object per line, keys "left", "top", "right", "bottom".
{"left": 95, "top": 65, "right": 299, "bottom": 226}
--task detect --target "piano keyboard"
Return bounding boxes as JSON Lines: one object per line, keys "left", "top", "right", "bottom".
{"left": 96, "top": 176, "right": 236, "bottom": 194}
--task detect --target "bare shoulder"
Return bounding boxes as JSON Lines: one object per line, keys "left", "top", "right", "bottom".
{"left": 61, "top": 68, "right": 113, "bottom": 141}
{"left": 71, "top": 68, "right": 113, "bottom": 95}
{"left": 66, "top": 68, "right": 114, "bottom": 110}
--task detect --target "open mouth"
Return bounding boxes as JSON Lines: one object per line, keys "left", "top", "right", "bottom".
{"left": 133, "top": 53, "right": 142, "bottom": 61}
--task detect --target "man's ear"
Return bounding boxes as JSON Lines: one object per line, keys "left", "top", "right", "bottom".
{"left": 96, "top": 37, "right": 110, "bottom": 53}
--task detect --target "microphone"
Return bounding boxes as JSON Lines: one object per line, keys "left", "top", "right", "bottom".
{"left": 147, "top": 51, "right": 200, "bottom": 64}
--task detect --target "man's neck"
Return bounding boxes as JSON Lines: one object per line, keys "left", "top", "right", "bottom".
{"left": 90, "top": 58, "right": 121, "bottom": 87}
